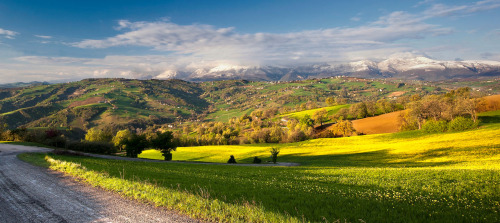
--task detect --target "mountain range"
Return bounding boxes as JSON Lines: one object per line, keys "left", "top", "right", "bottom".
{"left": 170, "top": 55, "right": 500, "bottom": 82}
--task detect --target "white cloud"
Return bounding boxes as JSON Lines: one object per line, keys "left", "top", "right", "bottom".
{"left": 414, "top": 0, "right": 435, "bottom": 8}
{"left": 0, "top": 28, "right": 18, "bottom": 39}
{"left": 422, "top": 0, "right": 500, "bottom": 18}
{"left": 71, "top": 13, "right": 451, "bottom": 66}
{"left": 34, "top": 35, "right": 52, "bottom": 39}
{"left": 350, "top": 17, "right": 361, "bottom": 22}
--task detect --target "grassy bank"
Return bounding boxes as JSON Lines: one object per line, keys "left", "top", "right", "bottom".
{"left": 19, "top": 154, "right": 295, "bottom": 222}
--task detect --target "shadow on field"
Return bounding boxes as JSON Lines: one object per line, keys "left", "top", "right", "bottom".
{"left": 478, "top": 113, "right": 500, "bottom": 124}
{"left": 272, "top": 148, "right": 463, "bottom": 167}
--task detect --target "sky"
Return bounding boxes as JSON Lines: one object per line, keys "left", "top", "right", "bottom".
{"left": 0, "top": 0, "right": 499, "bottom": 83}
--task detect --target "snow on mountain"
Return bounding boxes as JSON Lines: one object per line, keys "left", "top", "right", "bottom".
{"left": 153, "top": 54, "right": 500, "bottom": 81}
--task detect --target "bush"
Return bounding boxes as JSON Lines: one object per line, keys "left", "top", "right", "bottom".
{"left": 67, "top": 141, "right": 116, "bottom": 154}
{"left": 52, "top": 149, "right": 84, "bottom": 156}
{"left": 44, "top": 136, "right": 67, "bottom": 148}
{"left": 422, "top": 120, "right": 448, "bottom": 133}
{"left": 252, "top": 156, "right": 262, "bottom": 164}
{"left": 270, "top": 147, "right": 280, "bottom": 164}
{"left": 227, "top": 155, "right": 237, "bottom": 164}
{"left": 448, "top": 117, "right": 477, "bottom": 132}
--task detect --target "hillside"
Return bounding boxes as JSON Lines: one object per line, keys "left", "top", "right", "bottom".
{"left": 0, "top": 79, "right": 208, "bottom": 130}
{"left": 0, "top": 77, "right": 498, "bottom": 133}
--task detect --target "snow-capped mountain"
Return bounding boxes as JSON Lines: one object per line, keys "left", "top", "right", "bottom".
{"left": 164, "top": 55, "right": 500, "bottom": 81}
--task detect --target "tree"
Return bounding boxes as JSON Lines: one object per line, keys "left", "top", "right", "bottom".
{"left": 123, "top": 133, "right": 148, "bottom": 158}
{"left": 0, "top": 120, "right": 7, "bottom": 140}
{"left": 150, "top": 131, "right": 177, "bottom": 161}
{"left": 269, "top": 126, "right": 284, "bottom": 143}
{"left": 300, "top": 114, "right": 314, "bottom": 127}
{"left": 85, "top": 127, "right": 112, "bottom": 142}
{"left": 312, "top": 108, "right": 328, "bottom": 126}
{"left": 112, "top": 129, "right": 132, "bottom": 151}
{"left": 339, "top": 87, "right": 349, "bottom": 98}
{"left": 331, "top": 119, "right": 355, "bottom": 137}
{"left": 334, "top": 108, "right": 349, "bottom": 120}
{"left": 456, "top": 97, "right": 479, "bottom": 123}
{"left": 349, "top": 102, "right": 368, "bottom": 119}
{"left": 325, "top": 97, "right": 335, "bottom": 106}
{"left": 270, "top": 147, "right": 280, "bottom": 164}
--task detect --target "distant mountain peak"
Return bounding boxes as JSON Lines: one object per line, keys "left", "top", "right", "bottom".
{"left": 153, "top": 55, "right": 500, "bottom": 82}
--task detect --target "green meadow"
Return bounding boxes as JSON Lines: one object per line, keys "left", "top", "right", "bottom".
{"left": 280, "top": 104, "right": 350, "bottom": 121}
{"left": 18, "top": 112, "right": 500, "bottom": 222}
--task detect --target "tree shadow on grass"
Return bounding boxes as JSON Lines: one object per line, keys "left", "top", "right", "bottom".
{"left": 478, "top": 113, "right": 500, "bottom": 124}
{"left": 265, "top": 148, "right": 462, "bottom": 168}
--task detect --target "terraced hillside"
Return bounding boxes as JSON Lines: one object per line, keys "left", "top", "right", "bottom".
{"left": 0, "top": 79, "right": 208, "bottom": 130}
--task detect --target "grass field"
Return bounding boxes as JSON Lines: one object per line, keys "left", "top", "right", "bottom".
{"left": 18, "top": 112, "right": 500, "bottom": 222}
{"left": 280, "top": 104, "right": 349, "bottom": 120}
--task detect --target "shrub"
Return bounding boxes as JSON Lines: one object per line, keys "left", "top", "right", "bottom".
{"left": 252, "top": 156, "right": 262, "bottom": 164}
{"left": 270, "top": 147, "right": 280, "bottom": 164}
{"left": 448, "top": 117, "right": 477, "bottom": 132}
{"left": 227, "top": 155, "right": 237, "bottom": 164}
{"left": 52, "top": 149, "right": 84, "bottom": 156}
{"left": 67, "top": 141, "right": 116, "bottom": 154}
{"left": 44, "top": 136, "right": 67, "bottom": 148}
{"left": 422, "top": 120, "right": 448, "bottom": 133}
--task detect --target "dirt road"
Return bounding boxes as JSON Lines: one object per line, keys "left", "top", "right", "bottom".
{"left": 0, "top": 144, "right": 199, "bottom": 223}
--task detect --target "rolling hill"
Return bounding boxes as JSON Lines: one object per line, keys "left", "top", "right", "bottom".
{"left": 0, "top": 77, "right": 498, "bottom": 133}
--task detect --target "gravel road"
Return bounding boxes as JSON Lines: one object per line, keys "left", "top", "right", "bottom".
{"left": 0, "top": 144, "right": 200, "bottom": 223}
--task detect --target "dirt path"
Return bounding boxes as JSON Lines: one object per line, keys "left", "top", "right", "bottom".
{"left": 0, "top": 144, "right": 200, "bottom": 223}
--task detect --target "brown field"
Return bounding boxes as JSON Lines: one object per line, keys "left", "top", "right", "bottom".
{"left": 68, "top": 97, "right": 105, "bottom": 108}
{"left": 351, "top": 111, "right": 403, "bottom": 135}
{"left": 387, "top": 91, "right": 406, "bottom": 97}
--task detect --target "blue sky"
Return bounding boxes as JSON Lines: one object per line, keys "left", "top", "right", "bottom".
{"left": 0, "top": 0, "right": 499, "bottom": 83}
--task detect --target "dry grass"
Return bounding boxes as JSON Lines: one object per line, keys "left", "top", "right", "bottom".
{"left": 387, "top": 91, "right": 406, "bottom": 97}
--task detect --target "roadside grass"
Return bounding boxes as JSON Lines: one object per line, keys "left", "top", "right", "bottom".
{"left": 19, "top": 154, "right": 296, "bottom": 222}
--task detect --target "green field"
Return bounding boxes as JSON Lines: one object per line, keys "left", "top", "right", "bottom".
{"left": 280, "top": 104, "right": 350, "bottom": 120}
{"left": 19, "top": 112, "right": 500, "bottom": 222}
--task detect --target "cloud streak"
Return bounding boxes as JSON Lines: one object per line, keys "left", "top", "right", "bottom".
{"left": 35, "top": 35, "right": 53, "bottom": 39}
{"left": 0, "top": 28, "right": 18, "bottom": 39}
